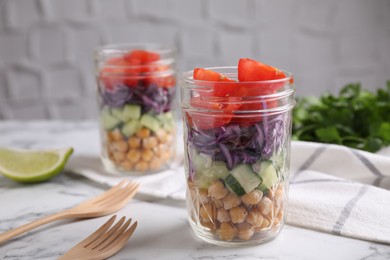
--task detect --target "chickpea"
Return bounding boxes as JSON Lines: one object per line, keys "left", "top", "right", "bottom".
{"left": 200, "top": 220, "right": 215, "bottom": 230}
{"left": 237, "top": 222, "right": 255, "bottom": 241}
{"left": 161, "top": 150, "right": 171, "bottom": 162}
{"left": 107, "top": 150, "right": 114, "bottom": 160}
{"left": 274, "top": 186, "right": 284, "bottom": 208}
{"left": 198, "top": 189, "right": 209, "bottom": 204}
{"left": 272, "top": 217, "right": 281, "bottom": 227}
{"left": 258, "top": 197, "right": 273, "bottom": 216}
{"left": 218, "top": 222, "right": 237, "bottom": 241}
{"left": 241, "top": 190, "right": 263, "bottom": 206}
{"left": 136, "top": 128, "right": 150, "bottom": 138}
{"left": 213, "top": 199, "right": 224, "bottom": 209}
{"left": 229, "top": 206, "right": 247, "bottom": 224}
{"left": 149, "top": 157, "right": 162, "bottom": 170}
{"left": 128, "top": 136, "right": 141, "bottom": 149}
{"left": 126, "top": 149, "right": 141, "bottom": 163}
{"left": 153, "top": 144, "right": 164, "bottom": 156}
{"left": 120, "top": 160, "right": 133, "bottom": 171}
{"left": 143, "top": 136, "right": 158, "bottom": 149}
{"left": 134, "top": 160, "right": 149, "bottom": 172}
{"left": 199, "top": 203, "right": 216, "bottom": 222}
{"left": 208, "top": 181, "right": 228, "bottom": 200}
{"left": 258, "top": 217, "right": 270, "bottom": 230}
{"left": 222, "top": 193, "right": 241, "bottom": 210}
{"left": 112, "top": 151, "right": 125, "bottom": 163}
{"left": 246, "top": 208, "right": 264, "bottom": 228}
{"left": 110, "top": 140, "right": 128, "bottom": 153}
{"left": 217, "top": 208, "right": 230, "bottom": 223}
{"left": 110, "top": 128, "right": 123, "bottom": 141}
{"left": 156, "top": 129, "right": 168, "bottom": 143}
{"left": 277, "top": 208, "right": 284, "bottom": 220}
{"left": 141, "top": 149, "right": 154, "bottom": 162}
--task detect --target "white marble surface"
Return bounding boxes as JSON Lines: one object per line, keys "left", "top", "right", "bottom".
{"left": 0, "top": 121, "right": 389, "bottom": 260}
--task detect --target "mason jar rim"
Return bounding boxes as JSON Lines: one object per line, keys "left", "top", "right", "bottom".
{"left": 95, "top": 42, "right": 175, "bottom": 56}
{"left": 182, "top": 66, "right": 293, "bottom": 85}
{"left": 180, "top": 66, "right": 295, "bottom": 114}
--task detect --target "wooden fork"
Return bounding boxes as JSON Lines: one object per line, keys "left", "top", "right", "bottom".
{"left": 58, "top": 215, "right": 137, "bottom": 260}
{"left": 0, "top": 180, "right": 139, "bottom": 244}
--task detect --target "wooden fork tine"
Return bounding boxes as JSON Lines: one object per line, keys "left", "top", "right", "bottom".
{"left": 102, "top": 221, "right": 138, "bottom": 254}
{"left": 75, "top": 215, "right": 117, "bottom": 247}
{"left": 88, "top": 216, "right": 126, "bottom": 249}
{"left": 97, "top": 218, "right": 132, "bottom": 251}
{"left": 91, "top": 180, "right": 132, "bottom": 202}
{"left": 100, "top": 183, "right": 139, "bottom": 207}
{"left": 77, "top": 180, "right": 130, "bottom": 206}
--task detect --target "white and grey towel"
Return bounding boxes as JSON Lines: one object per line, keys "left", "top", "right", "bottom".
{"left": 71, "top": 141, "right": 390, "bottom": 244}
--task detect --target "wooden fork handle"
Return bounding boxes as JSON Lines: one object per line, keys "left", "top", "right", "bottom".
{"left": 0, "top": 211, "right": 70, "bottom": 244}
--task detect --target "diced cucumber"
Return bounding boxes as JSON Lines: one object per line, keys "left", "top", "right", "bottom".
{"left": 192, "top": 153, "right": 212, "bottom": 175}
{"left": 140, "top": 114, "right": 161, "bottom": 133}
{"left": 101, "top": 107, "right": 121, "bottom": 130}
{"left": 258, "top": 182, "right": 269, "bottom": 194}
{"left": 111, "top": 105, "right": 141, "bottom": 122}
{"left": 156, "top": 112, "right": 175, "bottom": 131}
{"left": 122, "top": 120, "right": 141, "bottom": 137}
{"left": 203, "top": 161, "right": 229, "bottom": 180}
{"left": 122, "top": 105, "right": 141, "bottom": 121}
{"left": 230, "top": 164, "right": 261, "bottom": 194}
{"left": 224, "top": 175, "right": 246, "bottom": 196}
{"left": 257, "top": 160, "right": 279, "bottom": 190}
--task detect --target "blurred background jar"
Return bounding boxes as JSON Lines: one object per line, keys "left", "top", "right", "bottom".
{"left": 95, "top": 43, "right": 177, "bottom": 175}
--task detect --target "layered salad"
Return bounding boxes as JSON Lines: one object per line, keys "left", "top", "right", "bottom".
{"left": 183, "top": 58, "right": 293, "bottom": 244}
{"left": 97, "top": 49, "right": 176, "bottom": 173}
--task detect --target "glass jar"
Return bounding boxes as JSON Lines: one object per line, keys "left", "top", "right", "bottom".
{"left": 180, "top": 67, "right": 295, "bottom": 246}
{"left": 95, "top": 43, "right": 177, "bottom": 175}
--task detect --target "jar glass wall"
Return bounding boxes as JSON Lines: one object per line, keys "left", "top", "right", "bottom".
{"left": 180, "top": 67, "right": 295, "bottom": 246}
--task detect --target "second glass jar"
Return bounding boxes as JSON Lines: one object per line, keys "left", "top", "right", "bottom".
{"left": 95, "top": 43, "right": 177, "bottom": 175}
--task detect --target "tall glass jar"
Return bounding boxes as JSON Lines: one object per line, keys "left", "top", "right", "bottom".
{"left": 180, "top": 67, "right": 295, "bottom": 246}
{"left": 95, "top": 43, "right": 176, "bottom": 175}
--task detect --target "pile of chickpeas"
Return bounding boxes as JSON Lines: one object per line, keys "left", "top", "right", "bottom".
{"left": 104, "top": 127, "right": 174, "bottom": 173}
{"left": 188, "top": 180, "right": 285, "bottom": 241}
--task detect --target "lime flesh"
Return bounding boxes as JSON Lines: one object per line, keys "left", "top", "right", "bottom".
{"left": 0, "top": 147, "right": 73, "bottom": 183}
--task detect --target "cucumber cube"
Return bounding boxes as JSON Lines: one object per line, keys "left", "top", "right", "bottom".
{"left": 140, "top": 114, "right": 161, "bottom": 133}
{"left": 257, "top": 160, "right": 278, "bottom": 189}
{"left": 230, "top": 164, "right": 261, "bottom": 194}
{"left": 122, "top": 105, "right": 141, "bottom": 121}
{"left": 101, "top": 107, "right": 120, "bottom": 130}
{"left": 122, "top": 120, "right": 141, "bottom": 137}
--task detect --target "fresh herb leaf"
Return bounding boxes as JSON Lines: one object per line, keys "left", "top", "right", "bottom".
{"left": 293, "top": 81, "right": 390, "bottom": 152}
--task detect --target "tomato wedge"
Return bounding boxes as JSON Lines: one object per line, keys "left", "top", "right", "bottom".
{"left": 100, "top": 50, "right": 172, "bottom": 89}
{"left": 123, "top": 50, "right": 160, "bottom": 65}
{"left": 238, "top": 58, "right": 286, "bottom": 94}
{"left": 188, "top": 96, "right": 241, "bottom": 130}
{"left": 193, "top": 68, "right": 237, "bottom": 97}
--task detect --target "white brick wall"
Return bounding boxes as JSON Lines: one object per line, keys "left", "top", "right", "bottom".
{"left": 0, "top": 0, "right": 389, "bottom": 120}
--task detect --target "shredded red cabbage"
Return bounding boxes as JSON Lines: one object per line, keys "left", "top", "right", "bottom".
{"left": 187, "top": 113, "right": 288, "bottom": 170}
{"left": 101, "top": 83, "right": 175, "bottom": 113}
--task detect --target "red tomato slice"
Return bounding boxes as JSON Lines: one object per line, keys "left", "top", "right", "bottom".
{"left": 232, "top": 98, "right": 278, "bottom": 126}
{"left": 187, "top": 96, "right": 241, "bottom": 130}
{"left": 238, "top": 58, "right": 286, "bottom": 94}
{"left": 193, "top": 68, "right": 237, "bottom": 97}
{"left": 124, "top": 50, "right": 160, "bottom": 65}
{"left": 100, "top": 50, "right": 166, "bottom": 89}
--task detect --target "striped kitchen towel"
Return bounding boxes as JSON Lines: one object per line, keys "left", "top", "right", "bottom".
{"left": 70, "top": 140, "right": 390, "bottom": 244}
{"left": 287, "top": 141, "right": 390, "bottom": 244}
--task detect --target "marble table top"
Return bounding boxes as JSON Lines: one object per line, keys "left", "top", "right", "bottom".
{"left": 0, "top": 121, "right": 389, "bottom": 260}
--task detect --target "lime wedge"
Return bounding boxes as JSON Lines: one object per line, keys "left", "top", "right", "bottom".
{"left": 0, "top": 147, "right": 73, "bottom": 183}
